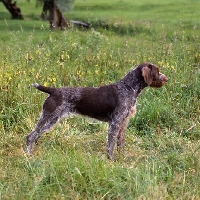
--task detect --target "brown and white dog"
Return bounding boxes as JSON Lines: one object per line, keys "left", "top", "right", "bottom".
{"left": 26, "top": 62, "right": 168, "bottom": 159}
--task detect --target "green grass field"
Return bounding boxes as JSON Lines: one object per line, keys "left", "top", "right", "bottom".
{"left": 0, "top": 0, "right": 200, "bottom": 199}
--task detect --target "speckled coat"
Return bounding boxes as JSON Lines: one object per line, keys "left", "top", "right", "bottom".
{"left": 26, "top": 62, "right": 168, "bottom": 160}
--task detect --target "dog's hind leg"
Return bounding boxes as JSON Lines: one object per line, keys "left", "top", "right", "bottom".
{"left": 26, "top": 110, "right": 61, "bottom": 154}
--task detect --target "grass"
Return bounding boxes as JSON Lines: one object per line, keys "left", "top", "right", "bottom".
{"left": 0, "top": 0, "right": 200, "bottom": 199}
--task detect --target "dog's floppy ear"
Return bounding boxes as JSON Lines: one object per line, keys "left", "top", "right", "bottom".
{"left": 142, "top": 65, "right": 153, "bottom": 85}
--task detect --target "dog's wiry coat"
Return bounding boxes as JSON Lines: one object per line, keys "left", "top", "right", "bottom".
{"left": 26, "top": 62, "right": 168, "bottom": 159}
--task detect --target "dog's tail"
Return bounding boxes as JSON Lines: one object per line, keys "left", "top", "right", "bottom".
{"left": 32, "top": 83, "right": 56, "bottom": 95}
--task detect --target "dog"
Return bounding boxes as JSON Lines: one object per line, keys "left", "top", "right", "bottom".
{"left": 26, "top": 62, "right": 168, "bottom": 159}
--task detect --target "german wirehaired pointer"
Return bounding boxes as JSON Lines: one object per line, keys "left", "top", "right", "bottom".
{"left": 26, "top": 62, "right": 168, "bottom": 159}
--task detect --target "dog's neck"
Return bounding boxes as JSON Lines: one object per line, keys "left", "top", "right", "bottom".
{"left": 117, "top": 67, "right": 148, "bottom": 94}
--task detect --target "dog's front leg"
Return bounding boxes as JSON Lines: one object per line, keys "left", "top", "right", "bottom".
{"left": 106, "top": 121, "right": 120, "bottom": 160}
{"left": 117, "top": 118, "right": 129, "bottom": 153}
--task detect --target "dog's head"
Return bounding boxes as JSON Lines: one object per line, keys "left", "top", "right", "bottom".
{"left": 141, "top": 62, "right": 168, "bottom": 88}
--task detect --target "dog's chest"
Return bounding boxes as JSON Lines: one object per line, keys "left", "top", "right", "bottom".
{"left": 129, "top": 105, "right": 137, "bottom": 118}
